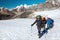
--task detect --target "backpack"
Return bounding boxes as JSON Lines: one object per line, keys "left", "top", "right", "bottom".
{"left": 50, "top": 19, "right": 54, "bottom": 24}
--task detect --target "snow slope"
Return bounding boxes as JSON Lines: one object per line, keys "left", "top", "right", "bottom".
{"left": 0, "top": 9, "right": 60, "bottom": 40}
{"left": 33, "top": 9, "right": 60, "bottom": 18}
{"left": 0, "top": 18, "right": 60, "bottom": 40}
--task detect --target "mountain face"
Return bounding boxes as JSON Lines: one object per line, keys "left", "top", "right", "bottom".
{"left": 0, "top": 8, "right": 15, "bottom": 20}
{"left": 14, "top": 0, "right": 60, "bottom": 12}
{"left": 0, "top": 7, "right": 34, "bottom": 20}
{"left": 46, "top": 0, "right": 60, "bottom": 6}
{"left": 33, "top": 0, "right": 60, "bottom": 11}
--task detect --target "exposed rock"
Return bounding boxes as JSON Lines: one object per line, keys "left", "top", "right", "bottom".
{"left": 0, "top": 8, "right": 15, "bottom": 20}
{"left": 19, "top": 11, "right": 33, "bottom": 18}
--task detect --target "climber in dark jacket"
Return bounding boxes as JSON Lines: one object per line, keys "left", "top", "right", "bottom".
{"left": 31, "top": 15, "right": 43, "bottom": 38}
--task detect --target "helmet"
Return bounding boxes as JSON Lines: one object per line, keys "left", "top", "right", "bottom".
{"left": 36, "top": 15, "right": 41, "bottom": 19}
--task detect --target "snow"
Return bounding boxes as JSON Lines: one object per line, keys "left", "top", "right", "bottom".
{"left": 16, "top": 4, "right": 37, "bottom": 9}
{"left": 33, "top": 9, "right": 60, "bottom": 19}
{"left": 16, "top": 4, "right": 38, "bottom": 9}
{"left": 0, "top": 9, "right": 60, "bottom": 40}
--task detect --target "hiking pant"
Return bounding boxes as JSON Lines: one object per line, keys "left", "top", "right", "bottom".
{"left": 36, "top": 25, "right": 41, "bottom": 34}
{"left": 37, "top": 24, "right": 46, "bottom": 34}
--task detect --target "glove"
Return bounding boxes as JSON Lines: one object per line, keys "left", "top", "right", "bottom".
{"left": 31, "top": 24, "right": 34, "bottom": 26}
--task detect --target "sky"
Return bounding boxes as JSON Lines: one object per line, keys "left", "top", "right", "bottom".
{"left": 0, "top": 0, "right": 46, "bottom": 9}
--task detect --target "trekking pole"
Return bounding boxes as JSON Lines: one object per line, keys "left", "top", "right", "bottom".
{"left": 31, "top": 26, "right": 32, "bottom": 36}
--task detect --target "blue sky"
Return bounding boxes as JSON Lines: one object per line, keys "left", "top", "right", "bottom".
{"left": 0, "top": 0, "right": 46, "bottom": 9}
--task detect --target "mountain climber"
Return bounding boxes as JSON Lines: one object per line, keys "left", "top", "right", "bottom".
{"left": 31, "top": 15, "right": 46, "bottom": 38}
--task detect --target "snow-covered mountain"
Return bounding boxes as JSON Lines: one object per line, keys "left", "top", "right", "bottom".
{"left": 16, "top": 4, "right": 37, "bottom": 9}
{"left": 46, "top": 0, "right": 60, "bottom": 6}
{"left": 12, "top": 0, "right": 60, "bottom": 12}
{"left": 0, "top": 0, "right": 60, "bottom": 20}
{"left": 1, "top": 0, "right": 60, "bottom": 12}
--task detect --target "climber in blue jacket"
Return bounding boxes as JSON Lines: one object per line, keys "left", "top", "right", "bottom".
{"left": 46, "top": 17, "right": 54, "bottom": 30}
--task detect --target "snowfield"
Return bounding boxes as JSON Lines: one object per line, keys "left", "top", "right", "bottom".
{"left": 33, "top": 9, "right": 60, "bottom": 19}
{"left": 0, "top": 9, "right": 60, "bottom": 40}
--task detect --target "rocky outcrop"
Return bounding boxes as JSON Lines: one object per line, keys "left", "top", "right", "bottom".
{"left": 17, "top": 11, "right": 33, "bottom": 18}
{"left": 0, "top": 8, "right": 15, "bottom": 20}
{"left": 0, "top": 7, "right": 34, "bottom": 20}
